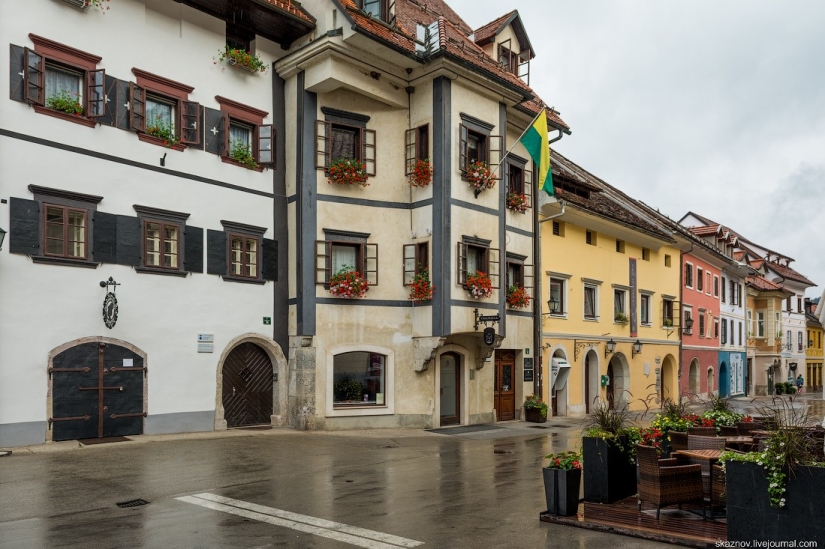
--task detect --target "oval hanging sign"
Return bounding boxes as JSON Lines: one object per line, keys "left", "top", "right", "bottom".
{"left": 103, "top": 292, "right": 118, "bottom": 329}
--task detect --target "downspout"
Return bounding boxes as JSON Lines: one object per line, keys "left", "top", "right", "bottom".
{"left": 533, "top": 128, "right": 565, "bottom": 400}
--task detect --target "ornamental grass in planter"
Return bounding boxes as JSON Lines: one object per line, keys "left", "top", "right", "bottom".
{"left": 543, "top": 450, "right": 582, "bottom": 516}
{"left": 464, "top": 271, "right": 493, "bottom": 299}
{"left": 582, "top": 400, "right": 638, "bottom": 503}
{"left": 329, "top": 266, "right": 368, "bottom": 298}
{"left": 506, "top": 285, "right": 531, "bottom": 309}
{"left": 523, "top": 394, "right": 548, "bottom": 423}
{"left": 327, "top": 158, "right": 369, "bottom": 187}
{"left": 409, "top": 158, "right": 432, "bottom": 187}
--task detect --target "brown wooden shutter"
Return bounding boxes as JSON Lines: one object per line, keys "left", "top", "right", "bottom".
{"left": 458, "top": 123, "right": 468, "bottom": 172}
{"left": 523, "top": 163, "right": 533, "bottom": 208}
{"left": 488, "top": 135, "right": 503, "bottom": 180}
{"left": 524, "top": 263, "right": 535, "bottom": 299}
{"left": 315, "top": 240, "right": 331, "bottom": 284}
{"left": 363, "top": 128, "right": 376, "bottom": 176}
{"left": 203, "top": 107, "right": 225, "bottom": 155}
{"left": 223, "top": 115, "right": 230, "bottom": 157}
{"left": 24, "top": 48, "right": 44, "bottom": 106}
{"left": 488, "top": 247, "right": 500, "bottom": 289}
{"left": 10, "top": 45, "right": 26, "bottom": 103}
{"left": 456, "top": 242, "right": 468, "bottom": 285}
{"left": 315, "top": 120, "right": 330, "bottom": 169}
{"left": 87, "top": 69, "right": 105, "bottom": 117}
{"left": 364, "top": 243, "right": 378, "bottom": 285}
{"left": 180, "top": 101, "right": 201, "bottom": 145}
{"left": 405, "top": 128, "right": 416, "bottom": 176}
{"left": 403, "top": 244, "right": 416, "bottom": 285}
{"left": 129, "top": 82, "right": 146, "bottom": 132}
{"left": 256, "top": 124, "right": 274, "bottom": 166}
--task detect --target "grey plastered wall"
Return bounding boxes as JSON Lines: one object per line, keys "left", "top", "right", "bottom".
{"left": 272, "top": 72, "right": 289, "bottom": 354}
{"left": 0, "top": 421, "right": 46, "bottom": 448}
{"left": 296, "top": 71, "right": 318, "bottom": 336}
{"left": 432, "top": 77, "right": 451, "bottom": 336}
{"left": 144, "top": 411, "right": 214, "bottom": 435}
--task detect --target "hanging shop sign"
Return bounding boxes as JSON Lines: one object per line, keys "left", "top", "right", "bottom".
{"left": 99, "top": 277, "right": 121, "bottom": 329}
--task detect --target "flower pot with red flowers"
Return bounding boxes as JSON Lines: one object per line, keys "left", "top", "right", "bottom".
{"left": 465, "top": 271, "right": 493, "bottom": 299}
{"left": 62, "top": 0, "right": 110, "bottom": 11}
{"left": 465, "top": 161, "right": 496, "bottom": 197}
{"left": 410, "top": 158, "right": 432, "bottom": 187}
{"left": 46, "top": 90, "right": 83, "bottom": 116}
{"left": 217, "top": 45, "right": 268, "bottom": 74}
{"left": 409, "top": 269, "right": 434, "bottom": 302}
{"left": 506, "top": 285, "right": 531, "bottom": 309}
{"left": 543, "top": 450, "right": 583, "bottom": 516}
{"left": 327, "top": 158, "right": 369, "bottom": 187}
{"left": 329, "top": 266, "right": 369, "bottom": 298}
{"left": 146, "top": 117, "right": 180, "bottom": 148}
{"left": 506, "top": 192, "right": 528, "bottom": 213}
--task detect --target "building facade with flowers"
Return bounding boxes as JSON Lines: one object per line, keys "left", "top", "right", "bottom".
{"left": 0, "top": 0, "right": 306, "bottom": 446}
{"left": 275, "top": 3, "right": 568, "bottom": 429}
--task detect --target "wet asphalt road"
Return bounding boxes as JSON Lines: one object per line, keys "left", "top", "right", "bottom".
{"left": 0, "top": 424, "right": 679, "bottom": 549}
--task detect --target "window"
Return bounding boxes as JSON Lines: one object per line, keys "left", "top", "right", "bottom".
{"left": 552, "top": 221, "right": 564, "bottom": 237}
{"left": 787, "top": 296, "right": 792, "bottom": 312}
{"left": 144, "top": 221, "right": 179, "bottom": 269}
{"left": 775, "top": 312, "right": 781, "bottom": 337}
{"left": 333, "top": 352, "right": 387, "bottom": 408}
{"left": 23, "top": 35, "right": 104, "bottom": 128}
{"left": 359, "top": 0, "right": 396, "bottom": 25}
{"left": 206, "top": 221, "right": 275, "bottom": 283}
{"left": 614, "top": 289, "right": 626, "bottom": 317}
{"left": 459, "top": 116, "right": 501, "bottom": 176}
{"left": 798, "top": 297, "right": 803, "bottom": 314}
{"left": 549, "top": 277, "right": 565, "bottom": 315}
{"left": 642, "top": 248, "right": 650, "bottom": 261}
{"left": 664, "top": 254, "right": 671, "bottom": 267}
{"left": 229, "top": 234, "right": 258, "bottom": 278}
{"left": 317, "top": 110, "right": 375, "bottom": 176}
{"left": 498, "top": 42, "right": 519, "bottom": 75}
{"left": 403, "top": 242, "right": 429, "bottom": 284}
{"left": 748, "top": 310, "right": 753, "bottom": 336}
{"left": 685, "top": 263, "right": 693, "bottom": 287}
{"left": 586, "top": 230, "right": 597, "bottom": 246}
{"left": 130, "top": 69, "right": 202, "bottom": 150}
{"left": 457, "top": 239, "right": 499, "bottom": 289}
{"left": 584, "top": 284, "right": 598, "bottom": 319}
{"left": 738, "top": 284, "right": 743, "bottom": 306}
{"left": 713, "top": 275, "right": 719, "bottom": 297}
{"left": 505, "top": 159, "right": 532, "bottom": 210}
{"left": 707, "top": 272, "right": 712, "bottom": 295}
{"left": 698, "top": 310, "right": 706, "bottom": 337}
{"left": 217, "top": 95, "right": 275, "bottom": 169}
{"left": 738, "top": 322, "right": 742, "bottom": 346}
{"left": 714, "top": 319, "right": 719, "bottom": 339}
{"left": 697, "top": 268, "right": 703, "bottom": 291}
{"left": 662, "top": 298, "right": 674, "bottom": 327}
{"left": 757, "top": 312, "right": 765, "bottom": 338}
{"left": 405, "top": 124, "right": 429, "bottom": 175}
{"left": 316, "top": 232, "right": 378, "bottom": 286}
{"left": 615, "top": 239, "right": 625, "bottom": 253}
{"left": 721, "top": 318, "right": 727, "bottom": 344}
{"left": 640, "top": 294, "right": 651, "bottom": 325}
{"left": 798, "top": 331, "right": 803, "bottom": 352}
{"left": 721, "top": 276, "right": 727, "bottom": 303}
{"left": 684, "top": 310, "right": 693, "bottom": 335}
{"left": 44, "top": 205, "right": 87, "bottom": 259}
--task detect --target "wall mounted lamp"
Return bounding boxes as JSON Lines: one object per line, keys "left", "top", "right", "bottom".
{"left": 631, "top": 339, "right": 643, "bottom": 357}
{"left": 683, "top": 317, "right": 694, "bottom": 334}
{"left": 604, "top": 338, "right": 616, "bottom": 359}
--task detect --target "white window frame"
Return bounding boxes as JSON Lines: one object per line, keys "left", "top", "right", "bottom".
{"left": 685, "top": 261, "right": 694, "bottom": 289}
{"left": 639, "top": 292, "right": 652, "bottom": 326}
{"left": 548, "top": 273, "right": 569, "bottom": 318}
{"left": 583, "top": 280, "right": 600, "bottom": 321}
{"left": 326, "top": 344, "right": 395, "bottom": 418}
{"left": 713, "top": 275, "right": 719, "bottom": 298}
{"left": 613, "top": 287, "right": 628, "bottom": 323}
{"left": 683, "top": 306, "right": 693, "bottom": 335}
{"left": 757, "top": 311, "right": 765, "bottom": 338}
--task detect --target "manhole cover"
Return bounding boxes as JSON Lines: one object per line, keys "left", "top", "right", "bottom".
{"left": 116, "top": 499, "right": 149, "bottom": 508}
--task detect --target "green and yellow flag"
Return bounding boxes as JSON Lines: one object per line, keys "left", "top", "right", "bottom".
{"left": 519, "top": 109, "right": 553, "bottom": 196}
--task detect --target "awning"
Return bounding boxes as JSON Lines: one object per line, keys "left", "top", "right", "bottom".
{"left": 551, "top": 358, "right": 571, "bottom": 391}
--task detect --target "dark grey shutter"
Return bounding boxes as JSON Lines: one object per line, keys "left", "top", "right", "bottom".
{"left": 115, "top": 79, "right": 130, "bottom": 130}
{"left": 184, "top": 225, "right": 204, "bottom": 273}
{"left": 9, "top": 45, "right": 25, "bottom": 103}
{"left": 203, "top": 108, "right": 225, "bottom": 155}
{"left": 207, "top": 229, "right": 226, "bottom": 275}
{"left": 115, "top": 215, "right": 140, "bottom": 266}
{"left": 98, "top": 74, "right": 118, "bottom": 127}
{"left": 261, "top": 238, "right": 278, "bottom": 281}
{"left": 9, "top": 198, "right": 40, "bottom": 255}
{"left": 93, "top": 211, "right": 118, "bottom": 264}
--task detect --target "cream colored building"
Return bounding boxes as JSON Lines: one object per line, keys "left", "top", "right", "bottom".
{"left": 275, "top": 3, "right": 569, "bottom": 429}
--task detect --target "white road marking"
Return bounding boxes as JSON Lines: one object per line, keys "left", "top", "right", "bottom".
{"left": 176, "top": 492, "right": 424, "bottom": 549}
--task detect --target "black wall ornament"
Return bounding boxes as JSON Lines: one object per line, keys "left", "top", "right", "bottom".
{"left": 100, "top": 277, "right": 121, "bottom": 329}
{"left": 483, "top": 327, "right": 496, "bottom": 346}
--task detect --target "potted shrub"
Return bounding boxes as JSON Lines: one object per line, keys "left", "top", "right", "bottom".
{"left": 409, "top": 158, "right": 432, "bottom": 187}
{"left": 506, "top": 285, "right": 531, "bottom": 309}
{"left": 216, "top": 45, "right": 268, "bottom": 74}
{"left": 408, "top": 268, "right": 434, "bottom": 302}
{"left": 327, "top": 158, "right": 369, "bottom": 187}
{"left": 46, "top": 90, "right": 83, "bottom": 116}
{"left": 543, "top": 450, "right": 582, "bottom": 516}
{"left": 582, "top": 401, "right": 638, "bottom": 503}
{"left": 464, "top": 271, "right": 493, "bottom": 300}
{"left": 506, "top": 192, "right": 528, "bottom": 213}
{"left": 328, "top": 265, "right": 369, "bottom": 298}
{"left": 464, "top": 160, "right": 496, "bottom": 197}
{"left": 523, "top": 394, "right": 548, "bottom": 423}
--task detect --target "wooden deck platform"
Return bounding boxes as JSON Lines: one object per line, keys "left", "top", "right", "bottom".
{"left": 540, "top": 497, "right": 726, "bottom": 548}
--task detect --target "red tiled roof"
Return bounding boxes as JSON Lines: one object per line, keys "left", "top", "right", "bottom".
{"left": 261, "top": 0, "right": 315, "bottom": 24}
{"left": 747, "top": 276, "right": 791, "bottom": 293}
{"left": 689, "top": 225, "right": 720, "bottom": 237}
{"left": 518, "top": 97, "right": 570, "bottom": 131}
{"left": 750, "top": 259, "right": 764, "bottom": 269}
{"left": 473, "top": 11, "right": 515, "bottom": 45}
{"left": 764, "top": 261, "right": 816, "bottom": 286}
{"left": 733, "top": 251, "right": 746, "bottom": 261}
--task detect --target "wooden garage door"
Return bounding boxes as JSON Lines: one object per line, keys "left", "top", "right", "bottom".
{"left": 222, "top": 343, "right": 273, "bottom": 428}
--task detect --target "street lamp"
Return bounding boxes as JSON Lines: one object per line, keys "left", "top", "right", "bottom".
{"left": 683, "top": 317, "right": 694, "bottom": 334}
{"left": 604, "top": 338, "right": 616, "bottom": 358}
{"left": 631, "top": 339, "right": 643, "bottom": 357}
{"left": 0, "top": 227, "right": 6, "bottom": 251}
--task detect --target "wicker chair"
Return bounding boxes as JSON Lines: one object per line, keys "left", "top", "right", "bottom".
{"left": 736, "top": 421, "right": 765, "bottom": 435}
{"left": 636, "top": 444, "right": 704, "bottom": 520}
{"left": 687, "top": 426, "right": 717, "bottom": 437}
{"left": 669, "top": 431, "right": 688, "bottom": 452}
{"left": 719, "top": 425, "right": 739, "bottom": 437}
{"left": 687, "top": 435, "right": 725, "bottom": 451}
{"left": 708, "top": 464, "right": 726, "bottom": 519}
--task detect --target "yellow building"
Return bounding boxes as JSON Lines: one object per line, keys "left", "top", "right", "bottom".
{"left": 538, "top": 152, "right": 682, "bottom": 415}
{"left": 805, "top": 299, "right": 823, "bottom": 393}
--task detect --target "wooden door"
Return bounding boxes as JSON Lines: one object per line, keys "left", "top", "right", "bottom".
{"left": 51, "top": 342, "right": 145, "bottom": 442}
{"left": 223, "top": 343, "right": 273, "bottom": 428}
{"left": 440, "top": 352, "right": 460, "bottom": 426}
{"left": 606, "top": 362, "right": 615, "bottom": 410}
{"left": 494, "top": 351, "right": 515, "bottom": 421}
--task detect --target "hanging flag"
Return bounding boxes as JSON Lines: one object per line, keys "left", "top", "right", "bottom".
{"left": 519, "top": 109, "right": 553, "bottom": 196}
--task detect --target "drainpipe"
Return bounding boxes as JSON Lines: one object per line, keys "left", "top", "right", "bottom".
{"left": 533, "top": 125, "right": 566, "bottom": 401}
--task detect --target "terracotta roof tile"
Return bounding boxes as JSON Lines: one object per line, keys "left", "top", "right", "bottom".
{"left": 260, "top": 0, "right": 315, "bottom": 24}
{"left": 688, "top": 225, "right": 720, "bottom": 237}
{"left": 747, "top": 276, "right": 791, "bottom": 293}
{"left": 764, "top": 261, "right": 816, "bottom": 286}
{"left": 750, "top": 259, "right": 764, "bottom": 269}
{"left": 733, "top": 251, "right": 746, "bottom": 261}
{"left": 473, "top": 11, "right": 515, "bottom": 45}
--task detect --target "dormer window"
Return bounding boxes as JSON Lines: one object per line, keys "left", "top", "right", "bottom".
{"left": 360, "top": 0, "right": 396, "bottom": 25}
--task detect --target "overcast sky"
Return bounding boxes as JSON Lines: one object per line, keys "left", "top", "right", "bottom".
{"left": 452, "top": 0, "right": 825, "bottom": 298}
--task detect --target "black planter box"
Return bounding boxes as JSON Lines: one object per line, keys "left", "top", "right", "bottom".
{"left": 727, "top": 461, "right": 825, "bottom": 542}
{"left": 524, "top": 408, "right": 546, "bottom": 423}
{"left": 582, "top": 436, "right": 636, "bottom": 504}
{"left": 543, "top": 467, "right": 581, "bottom": 516}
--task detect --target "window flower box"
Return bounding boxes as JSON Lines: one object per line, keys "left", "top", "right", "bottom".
{"left": 46, "top": 90, "right": 83, "bottom": 116}
{"left": 506, "top": 285, "right": 531, "bottom": 309}
{"left": 506, "top": 192, "right": 528, "bottom": 213}
{"left": 217, "top": 46, "right": 268, "bottom": 74}
{"left": 62, "top": 0, "right": 110, "bottom": 10}
{"left": 465, "top": 270, "right": 493, "bottom": 299}
{"left": 146, "top": 117, "right": 180, "bottom": 149}
{"left": 327, "top": 158, "right": 369, "bottom": 187}
{"left": 465, "top": 160, "right": 496, "bottom": 196}
{"left": 614, "top": 311, "right": 629, "bottom": 324}
{"left": 229, "top": 141, "right": 259, "bottom": 170}
{"left": 329, "top": 266, "right": 369, "bottom": 298}
{"left": 408, "top": 269, "right": 434, "bottom": 302}
{"left": 409, "top": 158, "right": 432, "bottom": 187}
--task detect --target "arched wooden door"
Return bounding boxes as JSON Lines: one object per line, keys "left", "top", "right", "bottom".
{"left": 494, "top": 350, "right": 515, "bottom": 421}
{"left": 222, "top": 343, "right": 273, "bottom": 428}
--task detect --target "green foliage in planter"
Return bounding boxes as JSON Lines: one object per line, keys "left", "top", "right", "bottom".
{"left": 147, "top": 117, "right": 180, "bottom": 147}
{"left": 614, "top": 311, "right": 629, "bottom": 324}
{"left": 524, "top": 394, "right": 548, "bottom": 419}
{"left": 46, "top": 90, "right": 83, "bottom": 116}
{"left": 583, "top": 401, "right": 640, "bottom": 463}
{"left": 230, "top": 140, "right": 259, "bottom": 170}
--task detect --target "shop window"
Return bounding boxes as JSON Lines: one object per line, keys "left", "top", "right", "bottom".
{"left": 333, "top": 352, "right": 387, "bottom": 407}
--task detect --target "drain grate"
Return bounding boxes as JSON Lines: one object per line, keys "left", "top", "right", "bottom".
{"left": 116, "top": 499, "right": 149, "bottom": 508}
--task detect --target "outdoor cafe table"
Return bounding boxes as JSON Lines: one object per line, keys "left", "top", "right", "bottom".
{"left": 724, "top": 436, "right": 754, "bottom": 450}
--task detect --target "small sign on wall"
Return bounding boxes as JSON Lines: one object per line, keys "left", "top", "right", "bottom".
{"left": 524, "top": 357, "right": 534, "bottom": 382}
{"left": 263, "top": 317, "right": 272, "bottom": 325}
{"left": 198, "top": 333, "right": 214, "bottom": 353}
